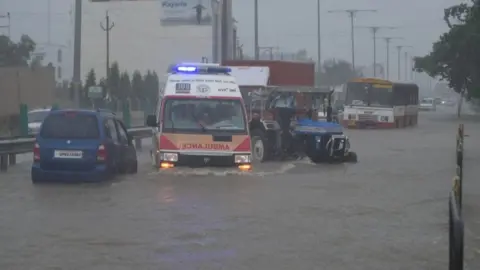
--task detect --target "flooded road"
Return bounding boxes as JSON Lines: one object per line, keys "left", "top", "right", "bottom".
{"left": 0, "top": 109, "right": 474, "bottom": 270}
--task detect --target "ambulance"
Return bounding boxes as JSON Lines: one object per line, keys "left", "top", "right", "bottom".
{"left": 146, "top": 63, "right": 252, "bottom": 170}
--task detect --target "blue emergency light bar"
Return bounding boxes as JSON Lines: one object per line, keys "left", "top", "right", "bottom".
{"left": 171, "top": 65, "right": 231, "bottom": 74}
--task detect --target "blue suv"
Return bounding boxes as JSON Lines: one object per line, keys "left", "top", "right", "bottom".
{"left": 31, "top": 109, "right": 138, "bottom": 183}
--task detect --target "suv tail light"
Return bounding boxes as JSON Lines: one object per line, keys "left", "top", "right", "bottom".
{"left": 97, "top": 144, "right": 106, "bottom": 161}
{"left": 33, "top": 143, "right": 40, "bottom": 162}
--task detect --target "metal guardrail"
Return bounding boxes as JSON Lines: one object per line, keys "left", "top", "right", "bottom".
{"left": 0, "top": 127, "right": 152, "bottom": 172}
{"left": 449, "top": 124, "right": 464, "bottom": 270}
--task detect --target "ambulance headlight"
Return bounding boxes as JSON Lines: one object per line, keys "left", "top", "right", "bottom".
{"left": 160, "top": 152, "right": 178, "bottom": 162}
{"left": 234, "top": 154, "right": 251, "bottom": 163}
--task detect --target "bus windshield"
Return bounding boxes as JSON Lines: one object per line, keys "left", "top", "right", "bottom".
{"left": 346, "top": 82, "right": 393, "bottom": 107}
{"left": 162, "top": 98, "right": 246, "bottom": 133}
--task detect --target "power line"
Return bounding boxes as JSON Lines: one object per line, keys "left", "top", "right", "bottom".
{"left": 328, "top": 9, "right": 377, "bottom": 71}
{"left": 356, "top": 26, "right": 396, "bottom": 77}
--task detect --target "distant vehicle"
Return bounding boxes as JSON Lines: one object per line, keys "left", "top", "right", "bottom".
{"left": 420, "top": 97, "right": 436, "bottom": 111}
{"left": 31, "top": 109, "right": 138, "bottom": 183}
{"left": 341, "top": 78, "right": 419, "bottom": 128}
{"left": 28, "top": 108, "right": 50, "bottom": 135}
{"left": 441, "top": 99, "right": 455, "bottom": 107}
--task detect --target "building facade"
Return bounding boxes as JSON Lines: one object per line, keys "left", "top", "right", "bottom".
{"left": 83, "top": 0, "right": 234, "bottom": 83}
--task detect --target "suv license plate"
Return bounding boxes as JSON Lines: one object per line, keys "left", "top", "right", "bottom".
{"left": 54, "top": 150, "right": 83, "bottom": 159}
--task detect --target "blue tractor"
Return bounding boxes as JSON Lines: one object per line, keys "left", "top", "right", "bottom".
{"left": 247, "top": 86, "right": 357, "bottom": 163}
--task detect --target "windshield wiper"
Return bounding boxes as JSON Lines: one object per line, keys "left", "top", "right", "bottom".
{"left": 191, "top": 112, "right": 206, "bottom": 132}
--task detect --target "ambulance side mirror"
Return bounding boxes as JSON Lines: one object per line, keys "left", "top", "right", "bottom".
{"left": 146, "top": 115, "right": 157, "bottom": 127}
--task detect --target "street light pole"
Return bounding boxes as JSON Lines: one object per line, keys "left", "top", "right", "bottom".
{"left": 73, "top": 0, "right": 82, "bottom": 108}
{"left": 357, "top": 26, "right": 395, "bottom": 77}
{"left": 396, "top": 45, "right": 412, "bottom": 80}
{"left": 317, "top": 0, "right": 321, "bottom": 72}
{"left": 328, "top": 9, "right": 377, "bottom": 71}
{"left": 378, "top": 37, "right": 402, "bottom": 79}
{"left": 254, "top": 0, "right": 259, "bottom": 60}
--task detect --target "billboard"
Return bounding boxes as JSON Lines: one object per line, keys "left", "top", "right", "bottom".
{"left": 91, "top": 0, "right": 214, "bottom": 26}
{"left": 160, "top": 0, "right": 213, "bottom": 26}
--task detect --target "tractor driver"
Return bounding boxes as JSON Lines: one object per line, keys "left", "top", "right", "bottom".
{"left": 272, "top": 93, "right": 296, "bottom": 153}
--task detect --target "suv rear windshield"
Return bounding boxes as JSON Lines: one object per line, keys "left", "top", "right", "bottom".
{"left": 40, "top": 113, "right": 100, "bottom": 139}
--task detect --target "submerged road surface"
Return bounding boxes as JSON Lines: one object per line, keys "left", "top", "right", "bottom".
{"left": 0, "top": 109, "right": 471, "bottom": 270}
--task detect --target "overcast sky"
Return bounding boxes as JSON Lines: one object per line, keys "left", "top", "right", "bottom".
{"left": 0, "top": 0, "right": 467, "bottom": 80}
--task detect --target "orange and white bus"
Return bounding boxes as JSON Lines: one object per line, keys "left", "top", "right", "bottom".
{"left": 341, "top": 78, "right": 419, "bottom": 128}
{"left": 146, "top": 63, "right": 252, "bottom": 170}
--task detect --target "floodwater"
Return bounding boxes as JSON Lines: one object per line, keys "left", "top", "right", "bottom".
{"left": 1, "top": 107, "right": 477, "bottom": 270}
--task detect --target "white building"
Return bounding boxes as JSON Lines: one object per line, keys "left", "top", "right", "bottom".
{"left": 82, "top": 0, "right": 234, "bottom": 83}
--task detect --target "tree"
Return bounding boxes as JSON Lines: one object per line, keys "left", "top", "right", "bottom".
{"left": 151, "top": 71, "right": 159, "bottom": 97}
{"left": 414, "top": 1, "right": 480, "bottom": 99}
{"left": 0, "top": 34, "right": 36, "bottom": 66}
{"left": 98, "top": 78, "right": 107, "bottom": 97}
{"left": 317, "top": 59, "right": 359, "bottom": 86}
{"left": 84, "top": 68, "right": 97, "bottom": 89}
{"left": 108, "top": 62, "right": 121, "bottom": 99}
{"left": 143, "top": 70, "right": 160, "bottom": 101}
{"left": 119, "top": 71, "right": 131, "bottom": 99}
{"left": 80, "top": 68, "right": 97, "bottom": 108}
{"left": 131, "top": 70, "right": 143, "bottom": 98}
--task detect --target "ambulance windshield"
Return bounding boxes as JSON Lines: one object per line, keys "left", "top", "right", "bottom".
{"left": 162, "top": 98, "right": 246, "bottom": 133}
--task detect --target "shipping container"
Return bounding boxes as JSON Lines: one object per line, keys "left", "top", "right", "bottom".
{"left": 223, "top": 60, "right": 315, "bottom": 87}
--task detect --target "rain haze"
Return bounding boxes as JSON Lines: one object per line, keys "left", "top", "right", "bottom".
{"left": 2, "top": 1, "right": 480, "bottom": 270}
{"left": 0, "top": 0, "right": 463, "bottom": 80}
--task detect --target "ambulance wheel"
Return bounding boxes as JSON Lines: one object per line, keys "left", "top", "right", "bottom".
{"left": 344, "top": 151, "right": 358, "bottom": 163}
{"left": 251, "top": 129, "right": 268, "bottom": 162}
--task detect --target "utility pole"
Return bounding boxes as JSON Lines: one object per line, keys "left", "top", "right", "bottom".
{"left": 328, "top": 9, "right": 376, "bottom": 71}
{"left": 357, "top": 26, "right": 395, "bottom": 77}
{"left": 254, "top": 0, "right": 259, "bottom": 60}
{"left": 73, "top": 0, "right": 82, "bottom": 108}
{"left": 220, "top": 0, "right": 229, "bottom": 62}
{"left": 317, "top": 0, "right": 321, "bottom": 73}
{"left": 379, "top": 37, "right": 402, "bottom": 79}
{"left": 404, "top": 51, "right": 408, "bottom": 81}
{"left": 100, "top": 11, "right": 114, "bottom": 93}
{"left": 47, "top": 0, "right": 51, "bottom": 44}
{"left": 211, "top": 0, "right": 220, "bottom": 63}
{"left": 0, "top": 12, "right": 11, "bottom": 38}
{"left": 395, "top": 45, "right": 412, "bottom": 80}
